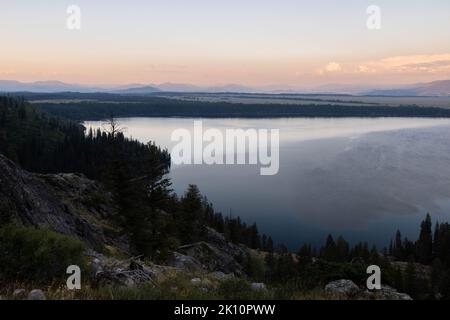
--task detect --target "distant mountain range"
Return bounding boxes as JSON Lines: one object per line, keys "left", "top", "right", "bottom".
{"left": 0, "top": 80, "right": 259, "bottom": 94}
{"left": 1, "top": 79, "right": 450, "bottom": 96}
{"left": 113, "top": 85, "right": 161, "bottom": 94}
{"left": 114, "top": 83, "right": 259, "bottom": 94}
{"left": 0, "top": 80, "right": 104, "bottom": 93}
{"left": 364, "top": 80, "right": 450, "bottom": 97}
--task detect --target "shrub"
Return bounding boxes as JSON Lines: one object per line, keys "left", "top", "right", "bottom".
{"left": 0, "top": 223, "right": 86, "bottom": 283}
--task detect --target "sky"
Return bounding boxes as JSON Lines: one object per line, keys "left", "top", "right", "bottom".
{"left": 1, "top": 0, "right": 450, "bottom": 88}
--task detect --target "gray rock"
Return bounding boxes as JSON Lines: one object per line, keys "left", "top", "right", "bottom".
{"left": 368, "top": 285, "right": 413, "bottom": 300}
{"left": 88, "top": 251, "right": 163, "bottom": 288}
{"left": 169, "top": 252, "right": 203, "bottom": 272}
{"left": 91, "top": 258, "right": 103, "bottom": 276}
{"left": 176, "top": 228, "right": 247, "bottom": 275}
{"left": 27, "top": 289, "right": 46, "bottom": 300}
{"left": 0, "top": 154, "right": 128, "bottom": 250}
{"left": 191, "top": 278, "right": 202, "bottom": 286}
{"left": 325, "top": 279, "right": 360, "bottom": 296}
{"left": 209, "top": 271, "right": 234, "bottom": 281}
{"left": 251, "top": 283, "right": 267, "bottom": 292}
{"left": 12, "top": 289, "right": 27, "bottom": 299}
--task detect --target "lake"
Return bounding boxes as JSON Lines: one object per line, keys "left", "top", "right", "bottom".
{"left": 85, "top": 117, "right": 450, "bottom": 250}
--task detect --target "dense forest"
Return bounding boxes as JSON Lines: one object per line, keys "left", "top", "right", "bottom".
{"left": 9, "top": 92, "right": 450, "bottom": 120}
{"left": 2, "top": 96, "right": 450, "bottom": 299}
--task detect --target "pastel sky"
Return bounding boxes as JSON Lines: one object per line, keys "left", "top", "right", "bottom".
{"left": 1, "top": 0, "right": 450, "bottom": 87}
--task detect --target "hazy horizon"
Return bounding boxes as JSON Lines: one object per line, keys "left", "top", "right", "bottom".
{"left": 2, "top": 1, "right": 450, "bottom": 88}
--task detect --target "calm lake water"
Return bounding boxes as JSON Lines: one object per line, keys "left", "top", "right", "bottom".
{"left": 85, "top": 117, "right": 450, "bottom": 250}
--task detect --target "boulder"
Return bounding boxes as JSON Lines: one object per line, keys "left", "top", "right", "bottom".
{"left": 209, "top": 271, "right": 234, "bottom": 281}
{"left": 88, "top": 251, "right": 163, "bottom": 288}
{"left": 91, "top": 258, "right": 103, "bottom": 276}
{"left": 368, "top": 285, "right": 412, "bottom": 300}
{"left": 175, "top": 227, "right": 247, "bottom": 275}
{"left": 12, "top": 289, "right": 27, "bottom": 299}
{"left": 251, "top": 283, "right": 267, "bottom": 292}
{"left": 191, "top": 278, "right": 202, "bottom": 286}
{"left": 325, "top": 279, "right": 360, "bottom": 297}
{"left": 27, "top": 289, "right": 46, "bottom": 300}
{"left": 169, "top": 252, "right": 203, "bottom": 272}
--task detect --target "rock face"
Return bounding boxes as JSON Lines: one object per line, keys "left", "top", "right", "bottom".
{"left": 171, "top": 227, "right": 247, "bottom": 275}
{"left": 0, "top": 152, "right": 248, "bottom": 279}
{"left": 0, "top": 153, "right": 127, "bottom": 250}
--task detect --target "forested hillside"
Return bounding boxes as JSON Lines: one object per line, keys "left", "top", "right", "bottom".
{"left": 0, "top": 96, "right": 270, "bottom": 261}
{"left": 22, "top": 93, "right": 450, "bottom": 120}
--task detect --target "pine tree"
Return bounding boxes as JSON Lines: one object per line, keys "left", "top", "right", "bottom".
{"left": 322, "top": 234, "right": 337, "bottom": 261}
{"left": 179, "top": 184, "right": 204, "bottom": 243}
{"left": 336, "top": 236, "right": 349, "bottom": 262}
{"left": 249, "top": 223, "right": 261, "bottom": 249}
{"left": 266, "top": 236, "right": 274, "bottom": 252}
{"left": 416, "top": 214, "right": 433, "bottom": 264}
{"left": 298, "top": 243, "right": 313, "bottom": 259}
{"left": 393, "top": 230, "right": 403, "bottom": 259}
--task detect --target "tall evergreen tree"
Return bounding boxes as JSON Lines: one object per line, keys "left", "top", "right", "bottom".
{"left": 416, "top": 214, "right": 433, "bottom": 264}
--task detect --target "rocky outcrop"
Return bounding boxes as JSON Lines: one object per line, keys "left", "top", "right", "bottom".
{"left": 87, "top": 250, "right": 173, "bottom": 288}
{"left": 325, "top": 280, "right": 360, "bottom": 297}
{"left": 0, "top": 153, "right": 248, "bottom": 278}
{"left": 171, "top": 227, "right": 248, "bottom": 275}
{"left": 367, "top": 285, "right": 412, "bottom": 300}
{"left": 169, "top": 252, "right": 204, "bottom": 272}
{"left": 324, "top": 279, "right": 412, "bottom": 300}
{"left": 0, "top": 153, "right": 127, "bottom": 251}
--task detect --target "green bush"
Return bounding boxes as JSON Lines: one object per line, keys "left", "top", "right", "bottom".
{"left": 0, "top": 223, "right": 86, "bottom": 283}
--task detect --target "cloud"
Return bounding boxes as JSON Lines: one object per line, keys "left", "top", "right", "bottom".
{"left": 324, "top": 62, "right": 342, "bottom": 72}
{"left": 358, "top": 54, "right": 450, "bottom": 74}
{"left": 316, "top": 62, "right": 343, "bottom": 75}
{"left": 358, "top": 65, "right": 376, "bottom": 74}
{"left": 315, "top": 54, "right": 450, "bottom": 77}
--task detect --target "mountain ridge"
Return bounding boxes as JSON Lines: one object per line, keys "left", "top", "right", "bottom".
{"left": 364, "top": 80, "right": 450, "bottom": 96}
{"left": 2, "top": 79, "right": 450, "bottom": 96}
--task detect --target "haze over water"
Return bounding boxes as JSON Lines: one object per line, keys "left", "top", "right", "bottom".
{"left": 86, "top": 117, "right": 450, "bottom": 249}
